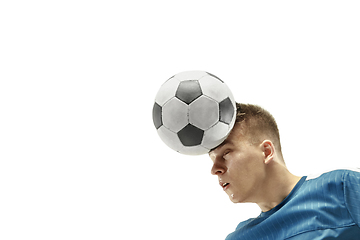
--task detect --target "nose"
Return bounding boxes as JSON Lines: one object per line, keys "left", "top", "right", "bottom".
{"left": 211, "top": 159, "right": 227, "bottom": 175}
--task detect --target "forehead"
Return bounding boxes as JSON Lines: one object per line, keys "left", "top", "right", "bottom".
{"left": 210, "top": 139, "right": 231, "bottom": 153}
{"left": 209, "top": 123, "right": 247, "bottom": 153}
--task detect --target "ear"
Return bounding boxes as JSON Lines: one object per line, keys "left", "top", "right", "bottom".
{"left": 261, "top": 140, "right": 275, "bottom": 164}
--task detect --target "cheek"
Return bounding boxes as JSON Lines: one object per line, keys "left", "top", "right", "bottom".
{"left": 227, "top": 153, "right": 261, "bottom": 180}
{"left": 227, "top": 154, "right": 247, "bottom": 176}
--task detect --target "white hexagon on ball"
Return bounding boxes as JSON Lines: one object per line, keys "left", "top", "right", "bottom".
{"left": 162, "top": 97, "right": 189, "bottom": 133}
{"left": 157, "top": 126, "right": 184, "bottom": 153}
{"left": 202, "top": 122, "right": 231, "bottom": 150}
{"left": 199, "top": 75, "right": 235, "bottom": 103}
{"left": 155, "top": 77, "right": 181, "bottom": 106}
{"left": 189, "top": 95, "right": 219, "bottom": 130}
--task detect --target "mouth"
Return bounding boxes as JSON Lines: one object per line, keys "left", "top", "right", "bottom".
{"left": 220, "top": 182, "right": 230, "bottom": 191}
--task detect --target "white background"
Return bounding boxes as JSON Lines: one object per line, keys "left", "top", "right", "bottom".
{"left": 1, "top": 1, "right": 359, "bottom": 239}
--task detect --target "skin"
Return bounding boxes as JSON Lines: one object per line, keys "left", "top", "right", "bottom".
{"left": 209, "top": 122, "right": 302, "bottom": 212}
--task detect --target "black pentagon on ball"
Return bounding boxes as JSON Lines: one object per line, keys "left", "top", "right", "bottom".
{"left": 177, "top": 124, "right": 204, "bottom": 147}
{"left": 152, "top": 102, "right": 163, "bottom": 129}
{"left": 175, "top": 80, "right": 202, "bottom": 104}
{"left": 219, "top": 97, "right": 234, "bottom": 124}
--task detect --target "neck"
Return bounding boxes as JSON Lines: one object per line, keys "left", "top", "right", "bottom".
{"left": 256, "top": 161, "right": 302, "bottom": 212}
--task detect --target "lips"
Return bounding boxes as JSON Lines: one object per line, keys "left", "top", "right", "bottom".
{"left": 219, "top": 181, "right": 230, "bottom": 190}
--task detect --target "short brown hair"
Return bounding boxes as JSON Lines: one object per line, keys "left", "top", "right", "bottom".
{"left": 235, "top": 103, "right": 283, "bottom": 157}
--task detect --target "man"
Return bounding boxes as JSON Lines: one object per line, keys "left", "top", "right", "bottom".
{"left": 209, "top": 103, "right": 360, "bottom": 239}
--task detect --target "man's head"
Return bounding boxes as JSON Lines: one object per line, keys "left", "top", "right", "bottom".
{"left": 209, "top": 103, "right": 286, "bottom": 205}
{"left": 233, "top": 103, "right": 284, "bottom": 162}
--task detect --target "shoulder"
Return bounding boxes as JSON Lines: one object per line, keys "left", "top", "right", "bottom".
{"left": 305, "top": 168, "right": 360, "bottom": 182}
{"left": 235, "top": 218, "right": 255, "bottom": 230}
{"left": 343, "top": 167, "right": 360, "bottom": 179}
{"left": 342, "top": 168, "right": 360, "bottom": 192}
{"left": 302, "top": 168, "right": 360, "bottom": 200}
{"left": 338, "top": 168, "right": 360, "bottom": 226}
{"left": 225, "top": 218, "right": 259, "bottom": 240}
{"left": 340, "top": 167, "right": 360, "bottom": 194}
{"left": 295, "top": 169, "right": 359, "bottom": 201}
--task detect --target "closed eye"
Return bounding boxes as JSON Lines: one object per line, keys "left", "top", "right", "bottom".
{"left": 223, "top": 151, "right": 230, "bottom": 158}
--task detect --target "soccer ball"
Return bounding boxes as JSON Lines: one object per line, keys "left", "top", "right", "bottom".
{"left": 152, "top": 70, "right": 237, "bottom": 155}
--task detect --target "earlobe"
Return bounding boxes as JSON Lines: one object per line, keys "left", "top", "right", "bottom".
{"left": 261, "top": 140, "right": 275, "bottom": 164}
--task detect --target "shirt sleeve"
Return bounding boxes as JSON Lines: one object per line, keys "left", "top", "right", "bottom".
{"left": 344, "top": 169, "right": 360, "bottom": 227}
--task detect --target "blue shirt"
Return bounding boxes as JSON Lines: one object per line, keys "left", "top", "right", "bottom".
{"left": 226, "top": 169, "right": 360, "bottom": 240}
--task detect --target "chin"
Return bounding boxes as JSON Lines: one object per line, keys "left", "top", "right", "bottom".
{"left": 229, "top": 193, "right": 246, "bottom": 204}
{"left": 229, "top": 194, "right": 238, "bottom": 203}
